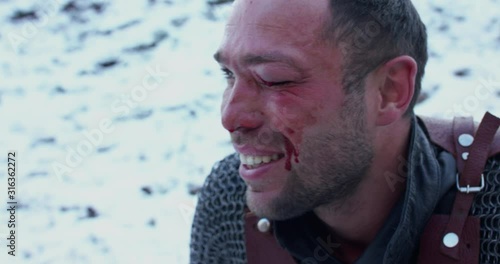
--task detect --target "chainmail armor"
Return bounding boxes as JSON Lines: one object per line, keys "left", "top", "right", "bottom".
{"left": 190, "top": 153, "right": 500, "bottom": 263}
{"left": 471, "top": 154, "right": 500, "bottom": 263}
{"left": 190, "top": 153, "right": 247, "bottom": 264}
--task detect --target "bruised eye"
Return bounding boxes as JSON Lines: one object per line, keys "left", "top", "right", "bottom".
{"left": 261, "top": 79, "right": 292, "bottom": 87}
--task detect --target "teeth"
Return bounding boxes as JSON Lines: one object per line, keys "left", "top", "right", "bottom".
{"left": 247, "top": 156, "right": 254, "bottom": 165}
{"left": 240, "top": 153, "right": 281, "bottom": 166}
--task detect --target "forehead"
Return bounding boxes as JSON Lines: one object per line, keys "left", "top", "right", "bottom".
{"left": 228, "top": 0, "right": 330, "bottom": 30}
{"left": 217, "top": 0, "right": 332, "bottom": 66}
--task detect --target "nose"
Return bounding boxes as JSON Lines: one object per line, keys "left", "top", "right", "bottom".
{"left": 221, "top": 79, "right": 264, "bottom": 132}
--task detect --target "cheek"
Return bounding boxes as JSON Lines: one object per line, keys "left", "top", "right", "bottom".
{"left": 269, "top": 95, "right": 321, "bottom": 147}
{"left": 269, "top": 97, "right": 321, "bottom": 171}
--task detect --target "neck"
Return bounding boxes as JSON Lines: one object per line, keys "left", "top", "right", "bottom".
{"left": 313, "top": 119, "right": 412, "bottom": 261}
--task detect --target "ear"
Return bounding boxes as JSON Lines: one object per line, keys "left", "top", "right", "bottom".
{"left": 375, "top": 55, "right": 417, "bottom": 126}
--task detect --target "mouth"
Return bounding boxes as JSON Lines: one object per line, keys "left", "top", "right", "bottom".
{"left": 239, "top": 153, "right": 285, "bottom": 169}
{"left": 238, "top": 152, "right": 288, "bottom": 194}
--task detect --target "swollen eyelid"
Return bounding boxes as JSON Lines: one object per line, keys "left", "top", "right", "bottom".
{"left": 262, "top": 80, "right": 292, "bottom": 87}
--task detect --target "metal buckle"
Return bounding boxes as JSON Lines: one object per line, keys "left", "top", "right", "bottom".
{"left": 455, "top": 173, "right": 485, "bottom": 193}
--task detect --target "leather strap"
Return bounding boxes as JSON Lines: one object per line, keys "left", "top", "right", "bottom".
{"left": 440, "top": 112, "right": 500, "bottom": 260}
{"left": 420, "top": 116, "right": 500, "bottom": 157}
{"left": 461, "top": 113, "right": 500, "bottom": 186}
{"left": 452, "top": 116, "right": 474, "bottom": 173}
{"left": 418, "top": 215, "right": 480, "bottom": 264}
{"left": 438, "top": 116, "right": 474, "bottom": 260}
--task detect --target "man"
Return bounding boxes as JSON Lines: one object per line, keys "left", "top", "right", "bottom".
{"left": 190, "top": 0, "right": 500, "bottom": 263}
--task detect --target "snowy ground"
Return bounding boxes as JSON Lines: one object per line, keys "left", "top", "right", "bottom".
{"left": 0, "top": 0, "right": 498, "bottom": 263}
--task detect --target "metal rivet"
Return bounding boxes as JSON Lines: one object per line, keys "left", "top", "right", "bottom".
{"left": 443, "top": 233, "right": 459, "bottom": 248}
{"left": 257, "top": 218, "right": 271, "bottom": 233}
{"left": 458, "top": 134, "right": 474, "bottom": 147}
{"left": 462, "top": 152, "right": 469, "bottom": 160}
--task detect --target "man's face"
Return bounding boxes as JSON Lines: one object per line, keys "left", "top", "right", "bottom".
{"left": 216, "top": 0, "right": 375, "bottom": 220}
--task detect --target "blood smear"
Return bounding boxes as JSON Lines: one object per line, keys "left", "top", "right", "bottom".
{"left": 284, "top": 140, "right": 299, "bottom": 171}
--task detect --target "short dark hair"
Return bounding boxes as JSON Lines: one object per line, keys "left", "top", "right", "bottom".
{"left": 323, "top": 0, "right": 428, "bottom": 116}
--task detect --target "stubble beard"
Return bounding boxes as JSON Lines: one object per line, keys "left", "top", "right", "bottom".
{"left": 246, "top": 94, "right": 374, "bottom": 220}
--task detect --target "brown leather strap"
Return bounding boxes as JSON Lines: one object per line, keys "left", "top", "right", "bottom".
{"left": 452, "top": 116, "right": 474, "bottom": 173}
{"left": 440, "top": 112, "right": 500, "bottom": 260}
{"left": 418, "top": 215, "right": 480, "bottom": 264}
{"left": 420, "top": 115, "right": 500, "bottom": 157}
{"left": 439, "top": 116, "right": 474, "bottom": 260}
{"left": 461, "top": 113, "right": 500, "bottom": 186}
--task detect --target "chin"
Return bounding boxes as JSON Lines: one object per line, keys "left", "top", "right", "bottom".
{"left": 246, "top": 188, "right": 283, "bottom": 219}
{"left": 245, "top": 187, "right": 308, "bottom": 221}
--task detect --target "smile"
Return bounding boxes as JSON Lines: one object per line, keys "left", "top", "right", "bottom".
{"left": 239, "top": 153, "right": 283, "bottom": 168}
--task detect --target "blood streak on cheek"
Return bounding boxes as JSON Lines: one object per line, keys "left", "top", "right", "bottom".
{"left": 276, "top": 120, "right": 304, "bottom": 171}
{"left": 270, "top": 97, "right": 312, "bottom": 171}
{"left": 281, "top": 110, "right": 318, "bottom": 171}
{"left": 284, "top": 138, "right": 300, "bottom": 171}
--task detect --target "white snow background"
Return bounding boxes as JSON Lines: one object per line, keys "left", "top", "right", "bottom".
{"left": 0, "top": 0, "right": 498, "bottom": 263}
